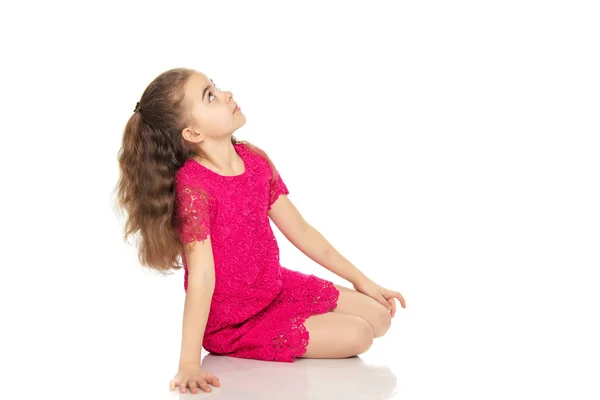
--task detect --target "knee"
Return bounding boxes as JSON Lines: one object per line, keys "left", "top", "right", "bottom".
{"left": 353, "top": 317, "right": 374, "bottom": 354}
{"left": 372, "top": 304, "right": 392, "bottom": 338}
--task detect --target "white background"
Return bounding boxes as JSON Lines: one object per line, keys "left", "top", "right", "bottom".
{"left": 1, "top": 0, "right": 598, "bottom": 399}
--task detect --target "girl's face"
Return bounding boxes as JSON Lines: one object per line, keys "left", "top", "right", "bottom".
{"left": 182, "top": 72, "right": 245, "bottom": 143}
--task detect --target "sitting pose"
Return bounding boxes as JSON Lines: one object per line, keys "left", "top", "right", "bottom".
{"left": 115, "top": 68, "right": 406, "bottom": 395}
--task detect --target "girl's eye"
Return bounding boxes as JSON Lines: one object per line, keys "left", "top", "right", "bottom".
{"left": 209, "top": 87, "right": 220, "bottom": 102}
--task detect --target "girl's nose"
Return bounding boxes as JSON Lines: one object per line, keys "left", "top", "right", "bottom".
{"left": 219, "top": 89, "right": 231, "bottom": 99}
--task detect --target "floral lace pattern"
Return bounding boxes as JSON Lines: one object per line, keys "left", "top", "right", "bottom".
{"left": 174, "top": 185, "right": 212, "bottom": 244}
{"left": 173, "top": 143, "right": 340, "bottom": 362}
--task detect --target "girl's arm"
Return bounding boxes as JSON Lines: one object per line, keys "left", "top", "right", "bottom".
{"left": 268, "top": 195, "right": 368, "bottom": 285}
{"left": 178, "top": 238, "right": 216, "bottom": 367}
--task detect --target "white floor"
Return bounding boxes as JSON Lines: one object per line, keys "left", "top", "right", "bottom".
{"left": 154, "top": 313, "right": 598, "bottom": 400}
{"left": 5, "top": 295, "right": 594, "bottom": 400}
{"left": 4, "top": 216, "right": 598, "bottom": 400}
{"left": 181, "top": 352, "right": 400, "bottom": 399}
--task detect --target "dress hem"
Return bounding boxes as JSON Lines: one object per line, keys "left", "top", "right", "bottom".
{"left": 289, "top": 278, "right": 340, "bottom": 363}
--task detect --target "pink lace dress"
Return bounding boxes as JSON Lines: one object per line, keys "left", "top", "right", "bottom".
{"left": 173, "top": 142, "right": 340, "bottom": 363}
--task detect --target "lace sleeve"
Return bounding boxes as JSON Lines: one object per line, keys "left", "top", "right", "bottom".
{"left": 268, "top": 165, "right": 289, "bottom": 210}
{"left": 174, "top": 184, "right": 212, "bottom": 244}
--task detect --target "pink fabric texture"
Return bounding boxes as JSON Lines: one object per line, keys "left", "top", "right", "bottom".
{"left": 173, "top": 143, "right": 339, "bottom": 362}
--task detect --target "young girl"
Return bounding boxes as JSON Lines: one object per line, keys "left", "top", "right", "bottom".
{"left": 115, "top": 68, "right": 406, "bottom": 395}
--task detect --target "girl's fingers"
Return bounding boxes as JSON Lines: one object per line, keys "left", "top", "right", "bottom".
{"left": 170, "top": 376, "right": 219, "bottom": 393}
{"left": 379, "top": 294, "right": 391, "bottom": 310}
{"left": 388, "top": 297, "right": 396, "bottom": 317}
{"left": 387, "top": 290, "right": 406, "bottom": 308}
{"left": 200, "top": 381, "right": 212, "bottom": 392}
{"left": 394, "top": 291, "right": 406, "bottom": 308}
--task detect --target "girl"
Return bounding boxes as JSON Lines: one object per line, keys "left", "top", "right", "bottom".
{"left": 114, "top": 68, "right": 406, "bottom": 395}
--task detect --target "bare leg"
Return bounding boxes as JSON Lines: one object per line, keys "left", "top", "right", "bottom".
{"left": 298, "top": 312, "right": 374, "bottom": 359}
{"left": 331, "top": 284, "right": 392, "bottom": 338}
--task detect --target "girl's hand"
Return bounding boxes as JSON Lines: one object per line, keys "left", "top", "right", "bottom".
{"left": 170, "top": 362, "right": 220, "bottom": 394}
{"left": 352, "top": 278, "right": 406, "bottom": 318}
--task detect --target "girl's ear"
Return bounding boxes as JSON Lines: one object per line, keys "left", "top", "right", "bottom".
{"left": 182, "top": 127, "right": 203, "bottom": 143}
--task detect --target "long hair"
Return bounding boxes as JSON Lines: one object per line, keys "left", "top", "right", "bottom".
{"left": 113, "top": 67, "right": 277, "bottom": 274}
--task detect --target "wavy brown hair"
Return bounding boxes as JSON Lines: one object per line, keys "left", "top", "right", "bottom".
{"left": 113, "top": 67, "right": 277, "bottom": 275}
